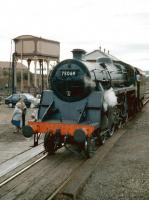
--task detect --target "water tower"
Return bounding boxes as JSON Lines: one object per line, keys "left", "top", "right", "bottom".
{"left": 12, "top": 35, "right": 60, "bottom": 94}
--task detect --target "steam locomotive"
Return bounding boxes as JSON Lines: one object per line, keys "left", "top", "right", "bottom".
{"left": 23, "top": 49, "right": 147, "bottom": 157}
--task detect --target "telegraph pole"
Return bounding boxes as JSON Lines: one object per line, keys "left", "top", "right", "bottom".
{"left": 12, "top": 53, "right": 16, "bottom": 94}
{"left": 27, "top": 59, "right": 31, "bottom": 93}
{"left": 39, "top": 59, "right": 44, "bottom": 92}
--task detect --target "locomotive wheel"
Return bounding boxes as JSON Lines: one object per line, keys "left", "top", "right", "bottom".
{"left": 107, "top": 124, "right": 115, "bottom": 137}
{"left": 123, "top": 113, "right": 128, "bottom": 125}
{"left": 44, "top": 133, "right": 57, "bottom": 155}
{"left": 138, "top": 100, "right": 143, "bottom": 111}
{"left": 118, "top": 120, "right": 123, "bottom": 129}
{"left": 100, "top": 134, "right": 106, "bottom": 145}
{"left": 85, "top": 137, "right": 95, "bottom": 158}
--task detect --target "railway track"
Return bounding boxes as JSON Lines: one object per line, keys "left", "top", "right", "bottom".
{"left": 0, "top": 125, "right": 126, "bottom": 200}
{"left": 0, "top": 99, "right": 149, "bottom": 200}
{"left": 46, "top": 98, "right": 149, "bottom": 200}
{"left": 0, "top": 152, "right": 47, "bottom": 188}
{"left": 48, "top": 127, "right": 127, "bottom": 200}
{"left": 0, "top": 143, "right": 45, "bottom": 185}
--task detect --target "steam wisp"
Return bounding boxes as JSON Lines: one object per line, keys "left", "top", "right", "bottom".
{"left": 103, "top": 87, "right": 117, "bottom": 111}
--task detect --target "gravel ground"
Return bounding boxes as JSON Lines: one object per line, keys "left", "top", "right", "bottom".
{"left": 78, "top": 103, "right": 149, "bottom": 200}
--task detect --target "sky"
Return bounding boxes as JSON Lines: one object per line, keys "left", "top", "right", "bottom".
{"left": 0, "top": 0, "right": 149, "bottom": 71}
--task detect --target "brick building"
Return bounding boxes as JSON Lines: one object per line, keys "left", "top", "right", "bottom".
{"left": 0, "top": 61, "right": 29, "bottom": 93}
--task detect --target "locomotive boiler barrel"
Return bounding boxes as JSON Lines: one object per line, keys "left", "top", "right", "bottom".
{"left": 49, "top": 57, "right": 136, "bottom": 102}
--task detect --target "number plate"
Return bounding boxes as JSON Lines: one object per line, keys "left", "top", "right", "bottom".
{"left": 61, "top": 70, "right": 77, "bottom": 77}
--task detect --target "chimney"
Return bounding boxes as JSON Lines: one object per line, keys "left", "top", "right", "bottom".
{"left": 71, "top": 49, "right": 86, "bottom": 60}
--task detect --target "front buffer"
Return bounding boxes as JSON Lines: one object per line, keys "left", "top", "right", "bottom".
{"left": 22, "top": 121, "right": 98, "bottom": 158}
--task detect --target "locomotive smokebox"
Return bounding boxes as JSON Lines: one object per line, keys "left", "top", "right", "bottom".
{"left": 72, "top": 49, "right": 86, "bottom": 60}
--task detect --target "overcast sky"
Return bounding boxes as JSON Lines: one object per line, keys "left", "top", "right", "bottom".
{"left": 0, "top": 0, "right": 149, "bottom": 70}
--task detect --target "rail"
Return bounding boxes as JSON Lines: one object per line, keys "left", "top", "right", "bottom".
{"left": 0, "top": 152, "right": 47, "bottom": 188}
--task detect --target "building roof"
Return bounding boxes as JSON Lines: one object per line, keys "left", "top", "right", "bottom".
{"left": 14, "top": 35, "right": 60, "bottom": 44}
{"left": 0, "top": 61, "right": 27, "bottom": 69}
{"left": 13, "top": 35, "right": 60, "bottom": 61}
{"left": 84, "top": 49, "right": 119, "bottom": 62}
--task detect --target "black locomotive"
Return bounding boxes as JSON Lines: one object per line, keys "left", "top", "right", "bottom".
{"left": 23, "top": 49, "right": 147, "bottom": 157}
